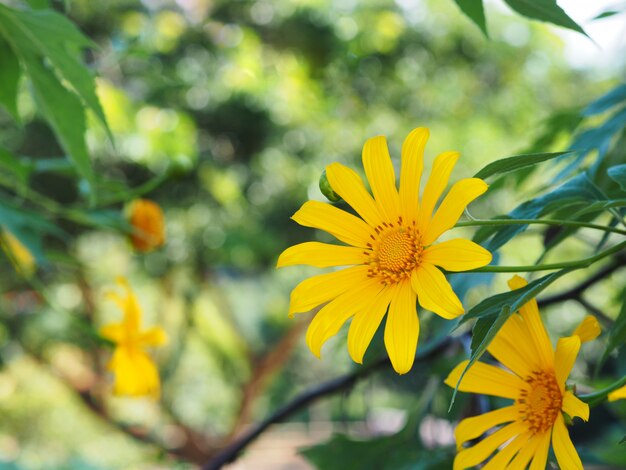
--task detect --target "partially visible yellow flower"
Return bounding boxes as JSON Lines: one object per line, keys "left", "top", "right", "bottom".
{"left": 1, "top": 228, "right": 36, "bottom": 277}
{"left": 445, "top": 275, "right": 601, "bottom": 470}
{"left": 277, "top": 127, "right": 491, "bottom": 374}
{"left": 608, "top": 385, "right": 626, "bottom": 402}
{"left": 100, "top": 277, "right": 167, "bottom": 398}
{"left": 127, "top": 199, "right": 166, "bottom": 252}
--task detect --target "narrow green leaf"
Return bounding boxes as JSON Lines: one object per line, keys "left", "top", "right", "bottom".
{"left": 474, "top": 151, "right": 568, "bottom": 180}
{"left": 453, "top": 0, "right": 488, "bottom": 36}
{"left": 608, "top": 164, "right": 626, "bottom": 192}
{"left": 593, "top": 10, "right": 621, "bottom": 21}
{"left": 0, "top": 35, "right": 21, "bottom": 120}
{"left": 584, "top": 84, "right": 626, "bottom": 116}
{"left": 503, "top": 0, "right": 588, "bottom": 37}
{"left": 0, "top": 147, "right": 30, "bottom": 192}
{"left": 22, "top": 53, "right": 94, "bottom": 188}
{"left": 599, "top": 289, "right": 626, "bottom": 368}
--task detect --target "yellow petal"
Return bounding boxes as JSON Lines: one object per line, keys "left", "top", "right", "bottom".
{"left": 1, "top": 229, "right": 36, "bottom": 277}
{"left": 326, "top": 162, "right": 383, "bottom": 227}
{"left": 277, "top": 242, "right": 367, "bottom": 268}
{"left": 573, "top": 315, "right": 601, "bottom": 343}
{"left": 384, "top": 280, "right": 419, "bottom": 374}
{"left": 423, "top": 177, "right": 488, "bottom": 245}
{"left": 422, "top": 239, "right": 492, "bottom": 272}
{"left": 552, "top": 414, "right": 583, "bottom": 470}
{"left": 399, "top": 127, "right": 429, "bottom": 223}
{"left": 445, "top": 360, "right": 524, "bottom": 400}
{"left": 411, "top": 263, "right": 463, "bottom": 319}
{"left": 109, "top": 347, "right": 160, "bottom": 398}
{"left": 562, "top": 391, "right": 589, "bottom": 421}
{"left": 507, "top": 275, "right": 554, "bottom": 370}
{"left": 453, "top": 421, "right": 525, "bottom": 470}
{"left": 608, "top": 385, "right": 626, "bottom": 401}
{"left": 362, "top": 135, "right": 400, "bottom": 221}
{"left": 140, "top": 326, "right": 168, "bottom": 347}
{"left": 554, "top": 335, "right": 581, "bottom": 390}
{"left": 347, "top": 286, "right": 396, "bottom": 364}
{"left": 306, "top": 278, "right": 383, "bottom": 357}
{"left": 515, "top": 431, "right": 550, "bottom": 470}
{"left": 481, "top": 432, "right": 530, "bottom": 470}
{"left": 288, "top": 266, "right": 370, "bottom": 316}
{"left": 417, "top": 150, "right": 459, "bottom": 228}
{"left": 454, "top": 405, "right": 519, "bottom": 449}
{"left": 487, "top": 315, "right": 535, "bottom": 379}
{"left": 100, "top": 323, "right": 124, "bottom": 343}
{"left": 292, "top": 200, "right": 372, "bottom": 248}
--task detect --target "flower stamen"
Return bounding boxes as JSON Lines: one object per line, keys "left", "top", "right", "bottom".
{"left": 517, "top": 370, "right": 562, "bottom": 435}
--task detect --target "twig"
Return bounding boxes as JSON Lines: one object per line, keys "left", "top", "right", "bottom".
{"left": 202, "top": 336, "right": 453, "bottom": 470}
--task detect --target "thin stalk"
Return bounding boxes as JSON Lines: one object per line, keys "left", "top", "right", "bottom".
{"left": 579, "top": 374, "right": 626, "bottom": 406}
{"left": 455, "top": 218, "right": 626, "bottom": 236}
{"left": 471, "top": 240, "right": 626, "bottom": 273}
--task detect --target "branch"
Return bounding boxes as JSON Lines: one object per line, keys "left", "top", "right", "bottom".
{"left": 538, "top": 257, "right": 625, "bottom": 308}
{"left": 202, "top": 336, "right": 453, "bottom": 470}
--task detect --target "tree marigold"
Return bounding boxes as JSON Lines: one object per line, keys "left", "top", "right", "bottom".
{"left": 277, "top": 127, "right": 492, "bottom": 374}
{"left": 128, "top": 199, "right": 166, "bottom": 252}
{"left": 100, "top": 277, "right": 167, "bottom": 398}
{"left": 445, "top": 275, "right": 600, "bottom": 470}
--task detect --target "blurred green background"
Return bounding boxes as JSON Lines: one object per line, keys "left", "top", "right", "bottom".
{"left": 0, "top": 0, "right": 625, "bottom": 468}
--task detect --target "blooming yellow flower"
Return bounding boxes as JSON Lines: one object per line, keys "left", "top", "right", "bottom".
{"left": 277, "top": 128, "right": 491, "bottom": 374}
{"left": 128, "top": 199, "right": 166, "bottom": 252}
{"left": 445, "top": 275, "right": 601, "bottom": 470}
{"left": 608, "top": 385, "right": 626, "bottom": 402}
{"left": 1, "top": 228, "right": 36, "bottom": 277}
{"left": 100, "top": 278, "right": 167, "bottom": 398}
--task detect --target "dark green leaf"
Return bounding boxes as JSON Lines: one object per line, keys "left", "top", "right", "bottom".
{"left": 24, "top": 0, "right": 50, "bottom": 9}
{"left": 453, "top": 0, "right": 488, "bottom": 37}
{"left": 608, "top": 164, "right": 626, "bottom": 192}
{"left": 0, "top": 36, "right": 20, "bottom": 120}
{"left": 450, "top": 270, "right": 570, "bottom": 406}
{"left": 0, "top": 147, "right": 30, "bottom": 190}
{"left": 503, "top": 0, "right": 588, "bottom": 36}
{"left": 584, "top": 84, "right": 626, "bottom": 116}
{"left": 21, "top": 54, "right": 94, "bottom": 188}
{"left": 593, "top": 10, "right": 621, "bottom": 20}
{"left": 474, "top": 151, "right": 568, "bottom": 180}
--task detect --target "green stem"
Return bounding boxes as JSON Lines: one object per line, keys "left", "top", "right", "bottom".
{"left": 456, "top": 218, "right": 626, "bottom": 236}
{"left": 579, "top": 374, "right": 626, "bottom": 406}
{"left": 471, "top": 240, "right": 626, "bottom": 273}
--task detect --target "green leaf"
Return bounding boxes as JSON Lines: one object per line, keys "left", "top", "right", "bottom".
{"left": 0, "top": 147, "right": 30, "bottom": 191}
{"left": 24, "top": 0, "right": 50, "bottom": 9}
{"left": 453, "top": 0, "right": 488, "bottom": 37}
{"left": 503, "top": 0, "right": 588, "bottom": 37}
{"left": 0, "top": 35, "right": 20, "bottom": 120}
{"left": 584, "top": 84, "right": 626, "bottom": 116}
{"left": 473, "top": 151, "right": 568, "bottom": 180}
{"left": 21, "top": 53, "right": 94, "bottom": 189}
{"left": 450, "top": 270, "right": 570, "bottom": 406}
{"left": 608, "top": 164, "right": 626, "bottom": 192}
{"left": 593, "top": 10, "right": 622, "bottom": 21}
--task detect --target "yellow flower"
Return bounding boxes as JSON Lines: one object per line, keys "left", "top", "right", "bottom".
{"left": 127, "top": 199, "right": 166, "bottom": 252}
{"left": 0, "top": 228, "right": 36, "bottom": 277}
{"left": 608, "top": 385, "right": 626, "bottom": 402}
{"left": 100, "top": 278, "right": 167, "bottom": 398}
{"left": 277, "top": 128, "right": 491, "bottom": 374}
{"left": 445, "top": 275, "right": 601, "bottom": 470}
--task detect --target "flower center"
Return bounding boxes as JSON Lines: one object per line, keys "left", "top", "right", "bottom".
{"left": 517, "top": 370, "right": 562, "bottom": 435}
{"left": 366, "top": 218, "right": 422, "bottom": 285}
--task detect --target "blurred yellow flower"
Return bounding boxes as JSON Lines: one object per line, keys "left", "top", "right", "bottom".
{"left": 1, "top": 228, "right": 36, "bottom": 277}
{"left": 445, "top": 275, "right": 600, "bottom": 470}
{"left": 608, "top": 385, "right": 626, "bottom": 402}
{"left": 128, "top": 199, "right": 166, "bottom": 252}
{"left": 100, "top": 278, "right": 167, "bottom": 398}
{"left": 278, "top": 127, "right": 491, "bottom": 374}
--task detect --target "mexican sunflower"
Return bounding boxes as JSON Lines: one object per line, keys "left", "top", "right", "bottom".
{"left": 445, "top": 275, "right": 600, "bottom": 470}
{"left": 277, "top": 127, "right": 492, "bottom": 374}
{"left": 100, "top": 278, "right": 167, "bottom": 398}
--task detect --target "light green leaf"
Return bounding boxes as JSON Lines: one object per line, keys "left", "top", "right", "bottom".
{"left": 503, "top": 0, "right": 588, "bottom": 37}
{"left": 24, "top": 0, "right": 50, "bottom": 9}
{"left": 22, "top": 53, "right": 94, "bottom": 188}
{"left": 0, "top": 35, "right": 20, "bottom": 120}
{"left": 453, "top": 0, "right": 488, "bottom": 37}
{"left": 474, "top": 151, "right": 568, "bottom": 180}
{"left": 608, "top": 164, "right": 626, "bottom": 192}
